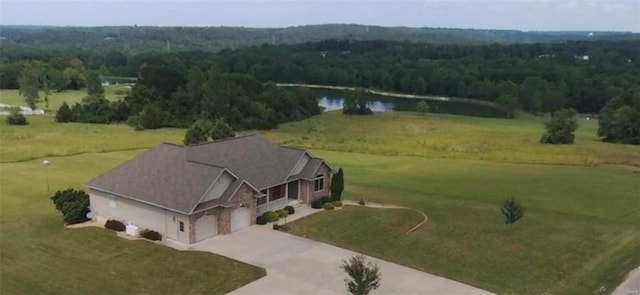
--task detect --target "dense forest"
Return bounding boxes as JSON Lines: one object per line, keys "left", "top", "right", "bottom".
{"left": 2, "top": 35, "right": 638, "bottom": 143}
{"left": 1, "top": 25, "right": 637, "bottom": 53}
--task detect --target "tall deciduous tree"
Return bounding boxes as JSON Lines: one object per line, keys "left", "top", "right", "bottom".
{"left": 540, "top": 108, "right": 578, "bottom": 144}
{"left": 597, "top": 89, "right": 640, "bottom": 145}
{"left": 501, "top": 198, "right": 524, "bottom": 231}
{"left": 343, "top": 89, "right": 372, "bottom": 115}
{"left": 184, "top": 119, "right": 213, "bottom": 145}
{"left": 330, "top": 168, "right": 344, "bottom": 201}
{"left": 210, "top": 119, "right": 235, "bottom": 140}
{"left": 496, "top": 95, "right": 519, "bottom": 119}
{"left": 341, "top": 255, "right": 382, "bottom": 295}
{"left": 17, "top": 62, "right": 42, "bottom": 110}
{"left": 86, "top": 71, "right": 105, "bottom": 97}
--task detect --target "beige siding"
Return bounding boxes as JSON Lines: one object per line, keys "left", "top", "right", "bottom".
{"left": 290, "top": 154, "right": 311, "bottom": 175}
{"left": 201, "top": 172, "right": 234, "bottom": 203}
{"left": 89, "top": 189, "right": 190, "bottom": 244}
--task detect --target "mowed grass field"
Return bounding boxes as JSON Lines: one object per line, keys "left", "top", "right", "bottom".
{"left": 1, "top": 109, "right": 639, "bottom": 294}
{"left": 0, "top": 86, "right": 128, "bottom": 111}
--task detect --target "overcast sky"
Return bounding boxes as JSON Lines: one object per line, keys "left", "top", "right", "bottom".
{"left": 1, "top": 0, "right": 638, "bottom": 32}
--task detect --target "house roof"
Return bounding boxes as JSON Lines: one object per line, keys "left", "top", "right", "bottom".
{"left": 85, "top": 135, "right": 331, "bottom": 214}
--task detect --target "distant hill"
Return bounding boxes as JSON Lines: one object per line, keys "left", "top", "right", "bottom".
{"left": 0, "top": 24, "right": 637, "bottom": 52}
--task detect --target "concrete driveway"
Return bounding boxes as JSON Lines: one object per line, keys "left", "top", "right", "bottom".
{"left": 190, "top": 225, "right": 494, "bottom": 295}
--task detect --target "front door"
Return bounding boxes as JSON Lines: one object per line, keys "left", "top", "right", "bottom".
{"left": 287, "top": 180, "right": 299, "bottom": 200}
{"left": 177, "top": 220, "right": 188, "bottom": 243}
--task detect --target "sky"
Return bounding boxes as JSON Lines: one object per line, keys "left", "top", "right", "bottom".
{"left": 1, "top": 0, "right": 638, "bottom": 32}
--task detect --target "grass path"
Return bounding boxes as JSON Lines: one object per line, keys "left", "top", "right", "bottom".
{"left": 342, "top": 200, "right": 429, "bottom": 234}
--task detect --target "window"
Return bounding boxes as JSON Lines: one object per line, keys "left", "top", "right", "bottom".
{"left": 314, "top": 175, "right": 324, "bottom": 192}
{"left": 179, "top": 221, "right": 184, "bottom": 232}
{"left": 257, "top": 196, "right": 267, "bottom": 205}
{"left": 108, "top": 195, "right": 117, "bottom": 209}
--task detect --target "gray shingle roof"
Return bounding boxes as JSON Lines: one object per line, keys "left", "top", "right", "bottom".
{"left": 85, "top": 144, "right": 224, "bottom": 214}
{"left": 187, "top": 135, "right": 306, "bottom": 190}
{"left": 85, "top": 135, "right": 330, "bottom": 214}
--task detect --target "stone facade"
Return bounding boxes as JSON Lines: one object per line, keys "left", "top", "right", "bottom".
{"left": 187, "top": 183, "right": 257, "bottom": 243}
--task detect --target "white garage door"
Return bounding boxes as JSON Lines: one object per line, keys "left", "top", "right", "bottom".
{"left": 195, "top": 214, "right": 217, "bottom": 242}
{"left": 231, "top": 207, "right": 251, "bottom": 233}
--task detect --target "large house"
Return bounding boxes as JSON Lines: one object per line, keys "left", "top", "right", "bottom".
{"left": 85, "top": 135, "right": 333, "bottom": 244}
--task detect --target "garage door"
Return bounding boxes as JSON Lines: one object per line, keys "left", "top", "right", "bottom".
{"left": 230, "top": 207, "right": 251, "bottom": 233}
{"left": 195, "top": 214, "right": 217, "bottom": 242}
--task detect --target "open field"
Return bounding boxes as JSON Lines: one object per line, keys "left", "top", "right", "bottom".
{"left": 0, "top": 85, "right": 128, "bottom": 111}
{"left": 269, "top": 111, "right": 640, "bottom": 166}
{"left": 1, "top": 111, "right": 639, "bottom": 294}
{"left": 0, "top": 151, "right": 266, "bottom": 295}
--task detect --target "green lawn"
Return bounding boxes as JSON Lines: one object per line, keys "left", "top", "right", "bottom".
{"left": 0, "top": 85, "right": 127, "bottom": 111}
{"left": 1, "top": 110, "right": 638, "bottom": 295}
{"left": 289, "top": 150, "right": 640, "bottom": 295}
{"left": 0, "top": 151, "right": 265, "bottom": 295}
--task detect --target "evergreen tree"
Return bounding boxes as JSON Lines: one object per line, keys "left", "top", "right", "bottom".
{"left": 501, "top": 198, "right": 524, "bottom": 232}
{"left": 184, "top": 119, "right": 213, "bottom": 145}
{"left": 55, "top": 102, "right": 73, "bottom": 123}
{"left": 210, "top": 119, "right": 235, "bottom": 140}
{"left": 330, "top": 168, "right": 344, "bottom": 201}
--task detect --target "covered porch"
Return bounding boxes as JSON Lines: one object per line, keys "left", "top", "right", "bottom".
{"left": 257, "top": 180, "right": 301, "bottom": 214}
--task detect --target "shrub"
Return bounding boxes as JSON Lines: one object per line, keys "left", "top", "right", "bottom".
{"left": 311, "top": 199, "right": 323, "bottom": 209}
{"left": 272, "top": 223, "right": 280, "bottom": 230}
{"left": 50, "top": 188, "right": 90, "bottom": 224}
{"left": 140, "top": 229, "right": 162, "bottom": 241}
{"left": 276, "top": 209, "right": 288, "bottom": 218}
{"left": 284, "top": 205, "right": 295, "bottom": 215}
{"left": 359, "top": 198, "right": 366, "bottom": 206}
{"left": 333, "top": 201, "right": 343, "bottom": 207}
{"left": 320, "top": 196, "right": 332, "bottom": 204}
{"left": 322, "top": 202, "right": 335, "bottom": 210}
{"left": 256, "top": 215, "right": 268, "bottom": 225}
{"left": 105, "top": 219, "right": 126, "bottom": 231}
{"left": 262, "top": 211, "right": 280, "bottom": 222}
{"left": 6, "top": 108, "right": 27, "bottom": 125}
{"left": 540, "top": 108, "right": 578, "bottom": 144}
{"left": 211, "top": 119, "right": 236, "bottom": 140}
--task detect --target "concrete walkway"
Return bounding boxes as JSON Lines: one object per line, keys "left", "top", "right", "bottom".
{"left": 612, "top": 267, "right": 640, "bottom": 295}
{"left": 186, "top": 223, "right": 494, "bottom": 295}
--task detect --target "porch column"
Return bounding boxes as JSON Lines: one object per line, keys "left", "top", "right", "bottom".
{"left": 285, "top": 182, "right": 289, "bottom": 200}
{"left": 267, "top": 189, "right": 270, "bottom": 210}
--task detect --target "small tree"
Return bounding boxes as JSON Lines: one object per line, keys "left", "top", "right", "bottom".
{"left": 18, "top": 62, "right": 41, "bottom": 110}
{"left": 416, "top": 100, "right": 430, "bottom": 115}
{"left": 501, "top": 197, "right": 524, "bottom": 231}
{"left": 540, "top": 108, "right": 578, "bottom": 144}
{"left": 86, "top": 71, "right": 105, "bottom": 97}
{"left": 341, "top": 255, "right": 382, "bottom": 295}
{"left": 138, "top": 103, "right": 166, "bottom": 130}
{"left": 330, "top": 168, "right": 344, "bottom": 201}
{"left": 6, "top": 107, "right": 28, "bottom": 125}
{"left": 55, "top": 102, "right": 74, "bottom": 123}
{"left": 51, "top": 188, "right": 91, "bottom": 225}
{"left": 343, "top": 89, "right": 373, "bottom": 115}
{"left": 210, "top": 119, "right": 235, "bottom": 140}
{"left": 184, "top": 119, "right": 213, "bottom": 145}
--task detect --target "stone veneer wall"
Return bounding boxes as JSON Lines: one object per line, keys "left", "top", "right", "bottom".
{"left": 188, "top": 183, "right": 258, "bottom": 243}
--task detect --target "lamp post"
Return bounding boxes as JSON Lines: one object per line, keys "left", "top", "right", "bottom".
{"left": 42, "top": 160, "right": 50, "bottom": 193}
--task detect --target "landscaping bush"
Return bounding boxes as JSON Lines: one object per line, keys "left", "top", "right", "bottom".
{"left": 333, "top": 201, "right": 343, "bottom": 207}
{"left": 256, "top": 215, "right": 268, "bottom": 225}
{"left": 359, "top": 198, "right": 366, "bottom": 206}
{"left": 320, "top": 196, "right": 332, "bottom": 204}
{"left": 272, "top": 223, "right": 289, "bottom": 231}
{"left": 6, "top": 108, "right": 27, "bottom": 125}
{"left": 105, "top": 219, "right": 126, "bottom": 231}
{"left": 272, "top": 223, "right": 280, "bottom": 230}
{"left": 140, "top": 229, "right": 162, "bottom": 241}
{"left": 50, "top": 188, "right": 90, "bottom": 224}
{"left": 322, "top": 202, "right": 335, "bottom": 210}
{"left": 284, "top": 205, "right": 295, "bottom": 215}
{"left": 311, "top": 199, "right": 323, "bottom": 209}
{"left": 276, "top": 209, "right": 288, "bottom": 218}
{"left": 262, "top": 211, "right": 280, "bottom": 222}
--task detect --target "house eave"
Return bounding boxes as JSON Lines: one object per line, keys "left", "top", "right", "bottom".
{"left": 83, "top": 184, "right": 191, "bottom": 215}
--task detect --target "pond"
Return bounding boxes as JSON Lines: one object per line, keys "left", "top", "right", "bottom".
{"left": 315, "top": 89, "right": 508, "bottom": 118}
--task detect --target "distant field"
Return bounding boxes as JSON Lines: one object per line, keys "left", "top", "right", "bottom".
{"left": 1, "top": 110, "right": 638, "bottom": 295}
{"left": 268, "top": 111, "right": 640, "bottom": 166}
{"left": 0, "top": 85, "right": 127, "bottom": 111}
